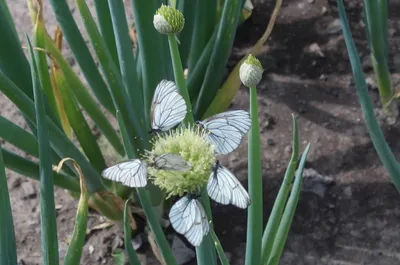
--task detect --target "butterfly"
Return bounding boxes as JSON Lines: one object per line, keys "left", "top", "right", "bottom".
{"left": 101, "top": 153, "right": 191, "bottom": 188}
{"left": 169, "top": 195, "right": 209, "bottom": 246}
{"left": 207, "top": 160, "right": 250, "bottom": 209}
{"left": 153, "top": 153, "right": 192, "bottom": 172}
{"left": 196, "top": 110, "right": 251, "bottom": 155}
{"left": 150, "top": 80, "right": 187, "bottom": 132}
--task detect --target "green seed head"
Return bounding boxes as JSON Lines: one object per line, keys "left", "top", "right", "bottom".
{"left": 146, "top": 126, "right": 215, "bottom": 197}
{"left": 239, "top": 54, "right": 263, "bottom": 87}
{"left": 153, "top": 5, "right": 185, "bottom": 34}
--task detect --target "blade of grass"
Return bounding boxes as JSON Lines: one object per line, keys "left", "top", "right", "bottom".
{"left": 54, "top": 64, "right": 107, "bottom": 172}
{"left": 108, "top": 0, "right": 144, "bottom": 124}
{"left": 196, "top": 189, "right": 218, "bottom": 265}
{"left": 93, "top": 0, "right": 119, "bottom": 70}
{"left": 267, "top": 144, "right": 311, "bottom": 265}
{"left": 50, "top": 28, "right": 73, "bottom": 139}
{"left": 363, "top": 0, "right": 392, "bottom": 108}
{"left": 0, "top": 69, "right": 104, "bottom": 192}
{"left": 177, "top": 0, "right": 196, "bottom": 68}
{"left": 187, "top": 0, "right": 216, "bottom": 71}
{"left": 0, "top": 4, "right": 31, "bottom": 99}
{"left": 210, "top": 228, "right": 229, "bottom": 265}
{"left": 0, "top": 0, "right": 17, "bottom": 38}
{"left": 168, "top": 34, "right": 194, "bottom": 124}
{"left": 0, "top": 116, "right": 39, "bottom": 157}
{"left": 338, "top": 0, "right": 400, "bottom": 191}
{"left": 48, "top": 0, "right": 115, "bottom": 114}
{"left": 28, "top": 36, "right": 59, "bottom": 265}
{"left": 29, "top": 0, "right": 59, "bottom": 121}
{"left": 2, "top": 148, "right": 80, "bottom": 192}
{"left": 118, "top": 110, "right": 177, "bottom": 265}
{"left": 131, "top": 0, "right": 166, "bottom": 125}
{"left": 187, "top": 27, "right": 217, "bottom": 101}
{"left": 194, "top": 0, "right": 241, "bottom": 118}
{"left": 43, "top": 34, "right": 125, "bottom": 156}
{"left": 261, "top": 115, "right": 298, "bottom": 265}
{"left": 75, "top": 0, "right": 146, "bottom": 152}
{"left": 245, "top": 86, "right": 263, "bottom": 265}
{"left": 0, "top": 146, "right": 18, "bottom": 265}
{"left": 61, "top": 159, "right": 89, "bottom": 265}
{"left": 204, "top": 0, "right": 281, "bottom": 118}
{"left": 123, "top": 199, "right": 141, "bottom": 265}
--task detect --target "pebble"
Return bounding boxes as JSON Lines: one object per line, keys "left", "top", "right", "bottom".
{"left": 267, "top": 138, "right": 275, "bottom": 146}
{"left": 89, "top": 245, "right": 94, "bottom": 255}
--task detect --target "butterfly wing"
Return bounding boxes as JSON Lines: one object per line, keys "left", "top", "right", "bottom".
{"left": 207, "top": 164, "right": 250, "bottom": 209}
{"left": 101, "top": 159, "right": 147, "bottom": 187}
{"left": 151, "top": 80, "right": 187, "bottom": 131}
{"left": 169, "top": 197, "right": 209, "bottom": 246}
{"left": 199, "top": 110, "right": 251, "bottom": 154}
{"left": 154, "top": 153, "right": 192, "bottom": 172}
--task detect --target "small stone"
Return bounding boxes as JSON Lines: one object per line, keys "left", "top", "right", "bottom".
{"left": 89, "top": 245, "right": 94, "bottom": 255}
{"left": 308, "top": 0, "right": 315, "bottom": 4}
{"left": 321, "top": 6, "right": 327, "bottom": 15}
{"left": 284, "top": 145, "right": 292, "bottom": 154}
{"left": 343, "top": 186, "right": 352, "bottom": 198}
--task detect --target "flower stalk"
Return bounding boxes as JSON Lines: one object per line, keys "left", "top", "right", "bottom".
{"left": 240, "top": 55, "right": 264, "bottom": 265}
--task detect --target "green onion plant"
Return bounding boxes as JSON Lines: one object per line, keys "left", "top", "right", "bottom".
{"left": 0, "top": 0, "right": 311, "bottom": 264}
{"left": 337, "top": 0, "right": 400, "bottom": 192}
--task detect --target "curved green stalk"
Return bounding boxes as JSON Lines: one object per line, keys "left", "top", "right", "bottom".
{"left": 267, "top": 144, "right": 310, "bottom": 265}
{"left": 2, "top": 148, "right": 80, "bottom": 193}
{"left": 0, "top": 146, "right": 18, "bottom": 265}
{"left": 28, "top": 36, "right": 59, "bottom": 265}
{"left": 210, "top": 228, "right": 229, "bottom": 265}
{"left": 338, "top": 0, "right": 400, "bottom": 191}
{"left": 261, "top": 115, "right": 298, "bottom": 265}
{"left": 48, "top": 0, "right": 115, "bottom": 114}
{"left": 118, "top": 108, "right": 177, "bottom": 265}
{"left": 93, "top": 0, "right": 119, "bottom": 71}
{"left": 245, "top": 86, "right": 262, "bottom": 265}
{"left": 168, "top": 34, "right": 194, "bottom": 123}
{"left": 123, "top": 199, "right": 141, "bottom": 265}
{"left": 63, "top": 165, "right": 88, "bottom": 265}
{"left": 193, "top": 0, "right": 241, "bottom": 118}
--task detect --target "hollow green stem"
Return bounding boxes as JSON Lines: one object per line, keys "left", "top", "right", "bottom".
{"left": 261, "top": 115, "right": 298, "bottom": 265}
{"left": 117, "top": 108, "right": 177, "bottom": 265}
{"left": 363, "top": 0, "right": 393, "bottom": 109}
{"left": 245, "top": 86, "right": 262, "bottom": 265}
{"left": 167, "top": 33, "right": 194, "bottom": 123}
{"left": 210, "top": 228, "right": 229, "bottom": 265}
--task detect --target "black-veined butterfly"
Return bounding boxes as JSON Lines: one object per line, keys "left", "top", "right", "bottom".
{"left": 150, "top": 80, "right": 187, "bottom": 132}
{"left": 169, "top": 195, "right": 209, "bottom": 246}
{"left": 207, "top": 160, "right": 250, "bottom": 209}
{"left": 101, "top": 153, "right": 191, "bottom": 188}
{"left": 196, "top": 110, "right": 251, "bottom": 154}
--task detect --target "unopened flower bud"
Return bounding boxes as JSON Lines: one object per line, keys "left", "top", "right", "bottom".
{"left": 153, "top": 5, "right": 184, "bottom": 34}
{"left": 239, "top": 54, "right": 263, "bottom": 87}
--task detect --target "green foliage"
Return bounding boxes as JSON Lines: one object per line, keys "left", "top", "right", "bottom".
{"left": 0, "top": 1, "right": 309, "bottom": 264}
{"left": 338, "top": 0, "right": 400, "bottom": 191}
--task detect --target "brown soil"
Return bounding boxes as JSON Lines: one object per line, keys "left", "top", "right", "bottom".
{"left": 3, "top": 0, "right": 400, "bottom": 264}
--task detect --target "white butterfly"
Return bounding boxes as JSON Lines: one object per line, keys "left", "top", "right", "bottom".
{"left": 101, "top": 159, "right": 147, "bottom": 187}
{"left": 151, "top": 80, "right": 187, "bottom": 132}
{"left": 169, "top": 196, "right": 209, "bottom": 246}
{"left": 207, "top": 161, "right": 250, "bottom": 209}
{"left": 101, "top": 153, "right": 191, "bottom": 188}
{"left": 153, "top": 153, "right": 192, "bottom": 172}
{"left": 196, "top": 110, "right": 251, "bottom": 155}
